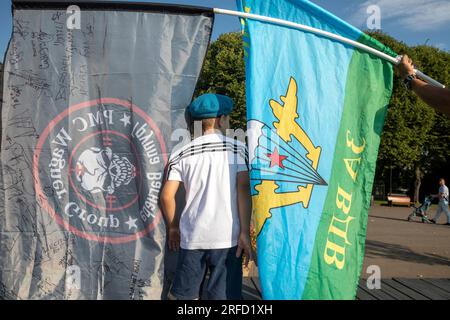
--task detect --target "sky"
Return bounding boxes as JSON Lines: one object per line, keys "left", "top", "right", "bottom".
{"left": 1, "top": 0, "right": 449, "bottom": 62}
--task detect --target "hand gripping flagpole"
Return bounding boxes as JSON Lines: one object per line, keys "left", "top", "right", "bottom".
{"left": 213, "top": 8, "right": 445, "bottom": 88}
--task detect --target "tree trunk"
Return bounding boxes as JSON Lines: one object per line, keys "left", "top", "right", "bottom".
{"left": 414, "top": 165, "right": 422, "bottom": 205}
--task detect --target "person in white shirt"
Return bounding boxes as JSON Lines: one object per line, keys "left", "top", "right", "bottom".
{"left": 430, "top": 178, "right": 450, "bottom": 225}
{"left": 160, "top": 93, "right": 253, "bottom": 300}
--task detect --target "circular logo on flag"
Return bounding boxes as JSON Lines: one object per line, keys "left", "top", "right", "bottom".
{"left": 33, "top": 98, "right": 167, "bottom": 244}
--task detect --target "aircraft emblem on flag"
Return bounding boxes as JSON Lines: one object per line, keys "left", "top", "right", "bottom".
{"left": 248, "top": 77, "right": 328, "bottom": 235}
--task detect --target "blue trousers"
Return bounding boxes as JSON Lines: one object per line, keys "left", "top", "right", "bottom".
{"left": 434, "top": 201, "right": 450, "bottom": 223}
{"left": 170, "top": 246, "right": 243, "bottom": 300}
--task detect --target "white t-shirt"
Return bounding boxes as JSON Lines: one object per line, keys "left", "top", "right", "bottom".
{"left": 439, "top": 185, "right": 449, "bottom": 203}
{"left": 167, "top": 133, "right": 248, "bottom": 250}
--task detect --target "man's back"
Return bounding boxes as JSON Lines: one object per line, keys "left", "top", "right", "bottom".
{"left": 161, "top": 93, "right": 253, "bottom": 300}
{"left": 167, "top": 133, "right": 248, "bottom": 249}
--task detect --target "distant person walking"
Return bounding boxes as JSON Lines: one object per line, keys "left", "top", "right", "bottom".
{"left": 397, "top": 55, "right": 450, "bottom": 118}
{"left": 429, "top": 178, "right": 450, "bottom": 225}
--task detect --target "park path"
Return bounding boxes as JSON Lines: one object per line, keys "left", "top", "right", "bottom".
{"left": 242, "top": 204, "right": 450, "bottom": 300}
{"left": 362, "top": 204, "right": 450, "bottom": 279}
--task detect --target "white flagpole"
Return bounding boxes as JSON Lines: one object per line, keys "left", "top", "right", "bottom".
{"left": 213, "top": 8, "right": 446, "bottom": 88}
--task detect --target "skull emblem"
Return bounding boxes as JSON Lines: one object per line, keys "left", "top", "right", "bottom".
{"left": 75, "top": 147, "right": 136, "bottom": 194}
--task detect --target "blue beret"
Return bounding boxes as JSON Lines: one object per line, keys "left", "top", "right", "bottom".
{"left": 188, "top": 94, "right": 234, "bottom": 120}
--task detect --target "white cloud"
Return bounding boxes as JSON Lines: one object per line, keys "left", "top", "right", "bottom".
{"left": 349, "top": 0, "right": 450, "bottom": 31}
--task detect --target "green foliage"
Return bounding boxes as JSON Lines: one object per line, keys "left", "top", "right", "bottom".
{"left": 368, "top": 31, "right": 450, "bottom": 194}
{"left": 196, "top": 30, "right": 449, "bottom": 197}
{"left": 194, "top": 32, "right": 246, "bottom": 129}
{"left": 2, "top": 30, "right": 446, "bottom": 196}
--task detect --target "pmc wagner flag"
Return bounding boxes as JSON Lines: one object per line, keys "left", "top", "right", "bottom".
{"left": 0, "top": 1, "right": 212, "bottom": 299}
{"left": 238, "top": 0, "right": 395, "bottom": 299}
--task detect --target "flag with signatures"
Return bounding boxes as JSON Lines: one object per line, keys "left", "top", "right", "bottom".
{"left": 238, "top": 0, "right": 395, "bottom": 299}
{"left": 0, "top": 1, "right": 212, "bottom": 299}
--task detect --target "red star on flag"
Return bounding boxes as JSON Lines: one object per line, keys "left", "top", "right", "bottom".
{"left": 267, "top": 147, "right": 288, "bottom": 169}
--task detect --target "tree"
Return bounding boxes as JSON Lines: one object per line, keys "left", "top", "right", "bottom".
{"left": 196, "top": 31, "right": 450, "bottom": 201}
{"left": 194, "top": 32, "right": 246, "bottom": 129}
{"left": 368, "top": 31, "right": 450, "bottom": 203}
{"left": 413, "top": 45, "right": 450, "bottom": 200}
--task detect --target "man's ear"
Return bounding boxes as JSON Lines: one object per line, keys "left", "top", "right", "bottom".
{"left": 218, "top": 115, "right": 226, "bottom": 128}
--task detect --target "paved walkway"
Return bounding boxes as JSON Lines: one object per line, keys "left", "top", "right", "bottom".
{"left": 165, "top": 204, "right": 450, "bottom": 299}
{"left": 243, "top": 204, "right": 450, "bottom": 300}
{"left": 242, "top": 277, "right": 450, "bottom": 300}
{"left": 362, "top": 204, "right": 450, "bottom": 279}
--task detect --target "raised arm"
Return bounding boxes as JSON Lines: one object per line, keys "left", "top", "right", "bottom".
{"left": 398, "top": 55, "right": 450, "bottom": 117}
{"left": 411, "top": 80, "right": 450, "bottom": 116}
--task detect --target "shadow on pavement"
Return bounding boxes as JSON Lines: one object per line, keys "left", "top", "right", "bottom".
{"left": 369, "top": 214, "right": 431, "bottom": 224}
{"left": 365, "top": 240, "right": 450, "bottom": 267}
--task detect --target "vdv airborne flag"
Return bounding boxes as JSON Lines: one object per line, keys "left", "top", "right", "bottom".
{"left": 0, "top": 1, "right": 212, "bottom": 299}
{"left": 238, "top": 0, "right": 395, "bottom": 299}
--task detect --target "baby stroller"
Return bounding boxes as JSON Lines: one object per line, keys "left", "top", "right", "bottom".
{"left": 407, "top": 196, "right": 433, "bottom": 223}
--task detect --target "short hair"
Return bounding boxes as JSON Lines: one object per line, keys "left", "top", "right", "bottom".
{"left": 202, "top": 117, "right": 217, "bottom": 130}
{"left": 439, "top": 178, "right": 445, "bottom": 182}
